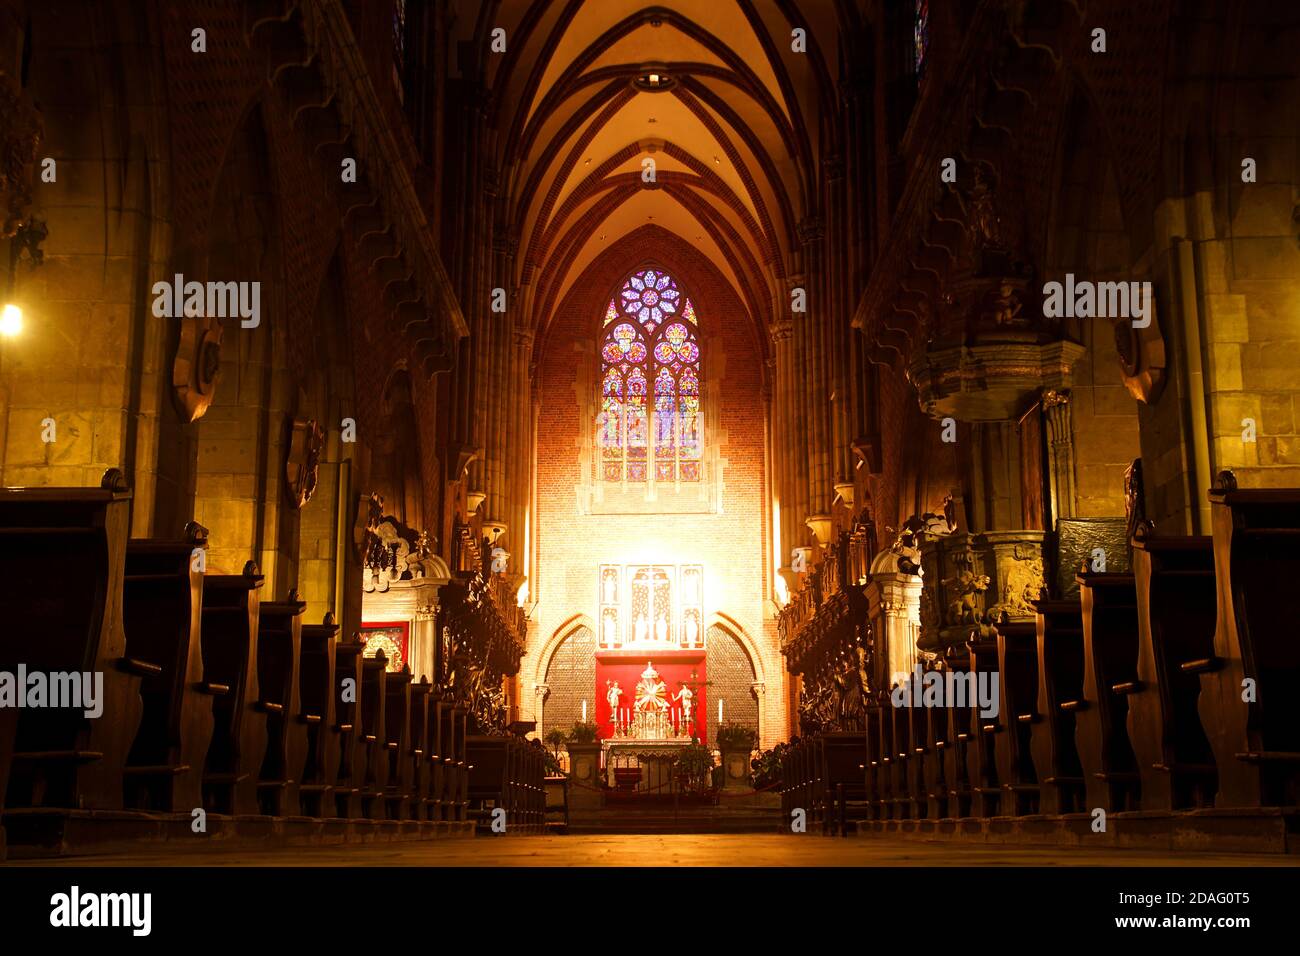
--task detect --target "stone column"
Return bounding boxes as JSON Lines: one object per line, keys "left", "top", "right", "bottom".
{"left": 770, "top": 319, "right": 796, "bottom": 581}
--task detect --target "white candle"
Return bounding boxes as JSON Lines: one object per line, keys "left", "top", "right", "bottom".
{"left": 718, "top": 698, "right": 723, "bottom": 723}
{"left": 582, "top": 699, "right": 587, "bottom": 722}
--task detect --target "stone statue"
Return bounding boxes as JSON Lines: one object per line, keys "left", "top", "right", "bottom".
{"left": 673, "top": 683, "right": 694, "bottom": 723}
{"left": 634, "top": 613, "right": 649, "bottom": 643}
{"left": 655, "top": 614, "right": 668, "bottom": 643}
{"left": 606, "top": 680, "right": 623, "bottom": 714}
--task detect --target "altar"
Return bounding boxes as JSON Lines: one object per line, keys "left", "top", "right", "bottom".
{"left": 601, "top": 662, "right": 698, "bottom": 789}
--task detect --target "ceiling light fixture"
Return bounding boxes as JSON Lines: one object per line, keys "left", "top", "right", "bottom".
{"left": 633, "top": 68, "right": 674, "bottom": 92}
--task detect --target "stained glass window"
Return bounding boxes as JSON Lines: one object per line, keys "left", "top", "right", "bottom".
{"left": 914, "top": 0, "right": 929, "bottom": 78}
{"left": 598, "top": 267, "right": 702, "bottom": 482}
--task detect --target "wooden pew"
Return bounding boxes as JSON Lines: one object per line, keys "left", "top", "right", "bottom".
{"left": 254, "top": 596, "right": 308, "bottom": 816}
{"left": 429, "top": 694, "right": 450, "bottom": 821}
{"left": 358, "top": 653, "right": 390, "bottom": 818}
{"left": 296, "top": 615, "right": 340, "bottom": 818}
{"left": 864, "top": 702, "right": 884, "bottom": 819}
{"left": 330, "top": 632, "right": 367, "bottom": 818}
{"left": 120, "top": 526, "right": 215, "bottom": 812}
{"left": 823, "top": 731, "right": 869, "bottom": 832}
{"left": 922, "top": 661, "right": 953, "bottom": 819}
{"left": 467, "top": 735, "right": 512, "bottom": 830}
{"left": 939, "top": 652, "right": 975, "bottom": 819}
{"left": 1030, "top": 599, "right": 1086, "bottom": 814}
{"left": 1075, "top": 571, "right": 1142, "bottom": 811}
{"left": 1129, "top": 533, "right": 1218, "bottom": 811}
{"left": 435, "top": 697, "right": 456, "bottom": 820}
{"left": 454, "top": 706, "right": 470, "bottom": 821}
{"left": 994, "top": 621, "right": 1040, "bottom": 815}
{"left": 382, "top": 667, "right": 414, "bottom": 820}
{"left": 199, "top": 565, "right": 267, "bottom": 816}
{"left": 965, "top": 638, "right": 1002, "bottom": 817}
{"left": 1200, "top": 474, "right": 1300, "bottom": 808}
{"left": 863, "top": 707, "right": 883, "bottom": 816}
{"left": 407, "top": 679, "right": 433, "bottom": 821}
{"left": 0, "top": 706, "right": 15, "bottom": 859}
{"left": 897, "top": 699, "right": 924, "bottom": 819}
{"left": 0, "top": 471, "right": 143, "bottom": 814}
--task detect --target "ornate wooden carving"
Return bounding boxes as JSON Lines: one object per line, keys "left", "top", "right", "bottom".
{"left": 0, "top": 69, "right": 41, "bottom": 238}
{"left": 285, "top": 417, "right": 325, "bottom": 508}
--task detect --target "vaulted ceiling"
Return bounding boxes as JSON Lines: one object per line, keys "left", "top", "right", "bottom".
{"left": 450, "top": 0, "right": 864, "bottom": 348}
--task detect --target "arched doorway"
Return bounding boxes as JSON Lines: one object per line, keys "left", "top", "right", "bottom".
{"left": 540, "top": 625, "right": 597, "bottom": 739}
{"left": 704, "top": 625, "right": 758, "bottom": 744}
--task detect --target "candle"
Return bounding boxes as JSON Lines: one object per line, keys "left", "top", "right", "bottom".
{"left": 718, "top": 698, "right": 724, "bottom": 723}
{"left": 582, "top": 699, "right": 587, "bottom": 722}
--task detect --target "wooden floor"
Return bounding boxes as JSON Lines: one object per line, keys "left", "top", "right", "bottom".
{"left": 7, "top": 834, "right": 1299, "bottom": 867}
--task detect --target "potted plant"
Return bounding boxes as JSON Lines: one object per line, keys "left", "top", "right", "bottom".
{"left": 674, "top": 738, "right": 716, "bottom": 797}
{"left": 716, "top": 722, "right": 757, "bottom": 791}
{"left": 544, "top": 728, "right": 568, "bottom": 771}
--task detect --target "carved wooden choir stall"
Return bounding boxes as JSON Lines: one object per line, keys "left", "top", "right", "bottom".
{"left": 778, "top": 467, "right": 1300, "bottom": 849}
{"left": 0, "top": 472, "right": 541, "bottom": 858}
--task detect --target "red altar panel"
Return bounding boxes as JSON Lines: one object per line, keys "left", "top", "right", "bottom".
{"left": 594, "top": 649, "right": 706, "bottom": 743}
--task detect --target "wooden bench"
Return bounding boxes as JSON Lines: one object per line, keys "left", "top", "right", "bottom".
{"left": 1129, "top": 532, "right": 1218, "bottom": 810}
{"left": 1030, "top": 598, "right": 1086, "bottom": 814}
{"left": 255, "top": 596, "right": 307, "bottom": 816}
{"left": 467, "top": 735, "right": 513, "bottom": 828}
{"left": 1201, "top": 474, "right": 1300, "bottom": 808}
{"left": 901, "top": 695, "right": 927, "bottom": 819}
{"left": 382, "top": 667, "right": 414, "bottom": 820}
{"left": 822, "top": 731, "right": 869, "bottom": 833}
{"left": 922, "top": 662, "right": 953, "bottom": 819}
{"left": 120, "top": 526, "right": 215, "bottom": 812}
{"left": 0, "top": 471, "right": 144, "bottom": 815}
{"left": 296, "top": 614, "right": 340, "bottom": 818}
{"left": 357, "top": 653, "right": 390, "bottom": 818}
{"left": 0, "top": 705, "right": 15, "bottom": 859}
{"left": 938, "top": 652, "right": 975, "bottom": 819}
{"left": 863, "top": 702, "right": 884, "bottom": 819}
{"left": 330, "top": 631, "right": 367, "bottom": 818}
{"left": 1076, "top": 571, "right": 1142, "bottom": 811}
{"left": 406, "top": 679, "right": 433, "bottom": 820}
{"left": 199, "top": 565, "right": 267, "bottom": 816}
{"left": 448, "top": 706, "right": 469, "bottom": 821}
{"left": 964, "top": 638, "right": 1002, "bottom": 817}
{"left": 994, "top": 620, "right": 1041, "bottom": 816}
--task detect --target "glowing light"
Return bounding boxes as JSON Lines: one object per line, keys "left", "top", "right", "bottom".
{"left": 0, "top": 303, "right": 22, "bottom": 337}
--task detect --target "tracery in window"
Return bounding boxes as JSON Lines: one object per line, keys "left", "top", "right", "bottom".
{"left": 598, "top": 268, "right": 701, "bottom": 483}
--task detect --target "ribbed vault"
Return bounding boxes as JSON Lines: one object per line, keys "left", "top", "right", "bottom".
{"left": 450, "top": 0, "right": 861, "bottom": 355}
